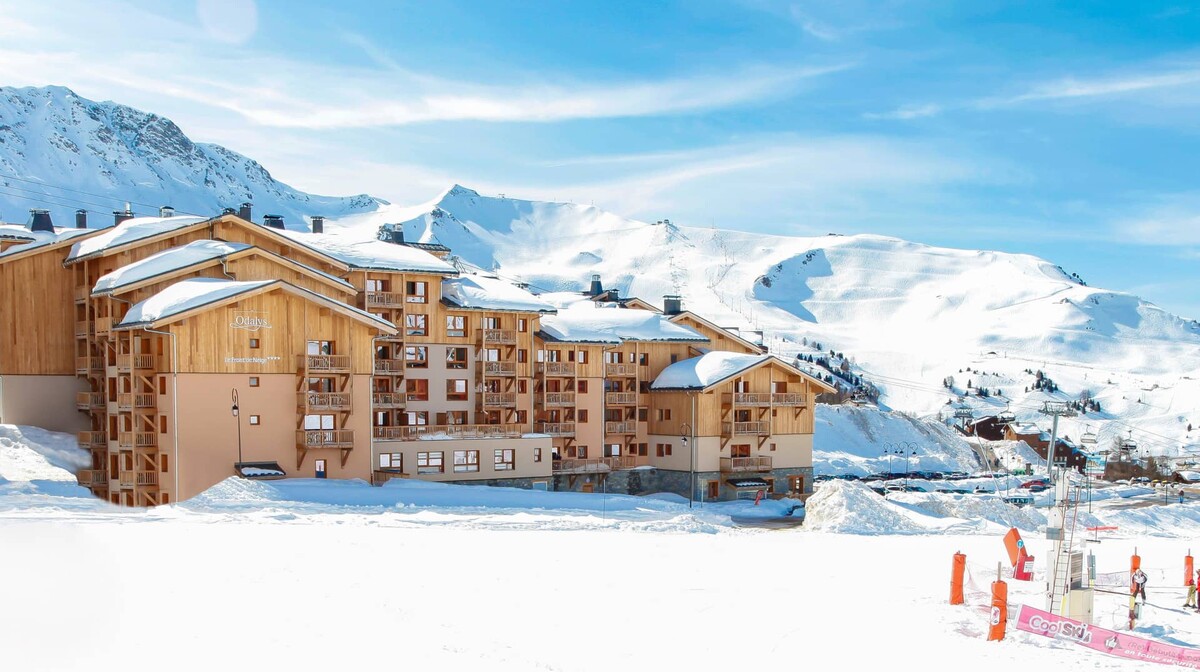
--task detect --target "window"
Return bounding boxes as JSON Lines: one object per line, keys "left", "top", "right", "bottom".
{"left": 446, "top": 379, "right": 468, "bottom": 401}
{"left": 656, "top": 443, "right": 665, "bottom": 457}
{"left": 670, "top": 354, "right": 679, "bottom": 364}
{"left": 249, "top": 415, "right": 260, "bottom": 426}
{"left": 578, "top": 380, "right": 588, "bottom": 394}
{"left": 158, "top": 376, "right": 167, "bottom": 395}
{"left": 444, "top": 410, "right": 468, "bottom": 425}
{"left": 304, "top": 414, "right": 335, "bottom": 430}
{"left": 446, "top": 347, "right": 467, "bottom": 369}
{"left": 577, "top": 445, "right": 588, "bottom": 459}
{"left": 405, "top": 314, "right": 427, "bottom": 336}
{"left": 534, "top": 447, "right": 542, "bottom": 463}
{"left": 417, "top": 451, "right": 443, "bottom": 474}
{"left": 406, "top": 379, "right": 429, "bottom": 401}
{"left": 518, "top": 318, "right": 527, "bottom": 332}
{"left": 578, "top": 410, "right": 589, "bottom": 423}
{"left": 159, "top": 415, "right": 168, "bottom": 434}
{"left": 160, "top": 454, "right": 169, "bottom": 472}
{"left": 406, "top": 281, "right": 428, "bottom": 303}
{"left": 637, "top": 407, "right": 648, "bottom": 421}
{"left": 249, "top": 338, "right": 260, "bottom": 349}
{"left": 379, "top": 453, "right": 402, "bottom": 469}
{"left": 307, "top": 340, "right": 334, "bottom": 356}
{"left": 770, "top": 442, "right": 777, "bottom": 452}
{"left": 453, "top": 450, "right": 480, "bottom": 473}
{"left": 446, "top": 315, "right": 465, "bottom": 337}
{"left": 249, "top": 376, "right": 259, "bottom": 387}
{"left": 494, "top": 448, "right": 515, "bottom": 471}
{"left": 405, "top": 346, "right": 428, "bottom": 368}
{"left": 516, "top": 410, "right": 527, "bottom": 424}
{"left": 517, "top": 349, "right": 528, "bottom": 363}
{"left": 657, "top": 409, "right": 672, "bottom": 421}
{"left": 638, "top": 353, "right": 648, "bottom": 366}
{"left": 481, "top": 317, "right": 499, "bottom": 329}
{"left": 638, "top": 443, "right": 648, "bottom": 456}
{"left": 405, "top": 411, "right": 429, "bottom": 426}
{"left": 707, "top": 481, "right": 720, "bottom": 500}
{"left": 518, "top": 379, "right": 527, "bottom": 394}
{"left": 578, "top": 350, "right": 589, "bottom": 364}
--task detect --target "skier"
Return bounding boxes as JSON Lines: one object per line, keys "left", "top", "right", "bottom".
{"left": 1187, "top": 571, "right": 1198, "bottom": 609}
{"left": 1132, "top": 568, "right": 1148, "bottom": 602}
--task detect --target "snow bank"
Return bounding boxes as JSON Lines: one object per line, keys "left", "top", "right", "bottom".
{"left": 0, "top": 424, "right": 89, "bottom": 481}
{"left": 804, "top": 481, "right": 926, "bottom": 534}
{"left": 813, "top": 405, "right": 982, "bottom": 476}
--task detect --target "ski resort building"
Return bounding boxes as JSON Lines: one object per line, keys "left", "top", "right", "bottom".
{"left": 0, "top": 208, "right": 832, "bottom": 505}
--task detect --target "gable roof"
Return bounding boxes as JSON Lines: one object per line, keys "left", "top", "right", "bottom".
{"left": 442, "top": 274, "right": 557, "bottom": 313}
{"left": 116, "top": 278, "right": 396, "bottom": 334}
{"left": 538, "top": 303, "right": 708, "bottom": 344}
{"left": 667, "top": 311, "right": 765, "bottom": 354}
{"left": 275, "top": 229, "right": 457, "bottom": 275}
{"left": 65, "top": 215, "right": 210, "bottom": 264}
{"left": 650, "top": 351, "right": 836, "bottom": 393}
{"left": 0, "top": 226, "right": 107, "bottom": 263}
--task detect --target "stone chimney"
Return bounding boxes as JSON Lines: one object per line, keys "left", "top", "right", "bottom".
{"left": 75, "top": 209, "right": 88, "bottom": 229}
{"left": 588, "top": 274, "right": 603, "bottom": 297}
{"left": 159, "top": 205, "right": 175, "bottom": 218}
{"left": 311, "top": 216, "right": 325, "bottom": 234}
{"left": 263, "top": 214, "right": 285, "bottom": 229}
{"left": 28, "top": 209, "right": 54, "bottom": 233}
{"left": 663, "top": 295, "right": 683, "bottom": 316}
{"left": 238, "top": 202, "right": 253, "bottom": 221}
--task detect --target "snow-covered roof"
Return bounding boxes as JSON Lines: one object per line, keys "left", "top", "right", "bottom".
{"left": 276, "top": 230, "right": 456, "bottom": 274}
{"left": 651, "top": 352, "right": 772, "bottom": 390}
{"left": 539, "top": 303, "right": 707, "bottom": 343}
{"left": 0, "top": 224, "right": 36, "bottom": 241}
{"left": 65, "top": 215, "right": 208, "bottom": 263}
{"left": 442, "top": 274, "right": 556, "bottom": 313}
{"left": 0, "top": 226, "right": 99, "bottom": 260}
{"left": 93, "top": 240, "right": 251, "bottom": 294}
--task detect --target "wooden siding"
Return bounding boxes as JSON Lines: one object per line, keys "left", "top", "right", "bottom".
{"left": 0, "top": 248, "right": 79, "bottom": 374}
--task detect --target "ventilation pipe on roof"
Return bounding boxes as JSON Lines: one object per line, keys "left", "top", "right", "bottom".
{"left": 113, "top": 207, "right": 134, "bottom": 226}
{"left": 588, "top": 274, "right": 603, "bottom": 297}
{"left": 75, "top": 209, "right": 88, "bottom": 229}
{"left": 263, "top": 214, "right": 285, "bottom": 230}
{"left": 311, "top": 216, "right": 324, "bottom": 234}
{"left": 238, "top": 202, "right": 253, "bottom": 221}
{"left": 663, "top": 295, "right": 683, "bottom": 315}
{"left": 28, "top": 208, "right": 54, "bottom": 233}
{"left": 221, "top": 207, "right": 237, "bottom": 216}
{"left": 159, "top": 205, "right": 175, "bottom": 218}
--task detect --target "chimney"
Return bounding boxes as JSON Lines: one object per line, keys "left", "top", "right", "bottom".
{"left": 390, "top": 227, "right": 405, "bottom": 244}
{"left": 113, "top": 208, "right": 134, "bottom": 226}
{"left": 159, "top": 205, "right": 175, "bottom": 218}
{"left": 311, "top": 216, "right": 325, "bottom": 234}
{"left": 28, "top": 208, "right": 54, "bottom": 233}
{"left": 238, "top": 202, "right": 253, "bottom": 221}
{"left": 263, "top": 214, "right": 285, "bottom": 229}
{"left": 663, "top": 295, "right": 683, "bottom": 315}
{"left": 221, "top": 207, "right": 237, "bottom": 216}
{"left": 75, "top": 209, "right": 88, "bottom": 229}
{"left": 588, "top": 273, "right": 603, "bottom": 297}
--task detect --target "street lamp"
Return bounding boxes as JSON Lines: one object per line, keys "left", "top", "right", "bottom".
{"left": 681, "top": 422, "right": 694, "bottom": 508}
{"left": 231, "top": 388, "right": 243, "bottom": 467}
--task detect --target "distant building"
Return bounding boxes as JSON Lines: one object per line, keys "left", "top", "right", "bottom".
{"left": 1003, "top": 422, "right": 1087, "bottom": 473}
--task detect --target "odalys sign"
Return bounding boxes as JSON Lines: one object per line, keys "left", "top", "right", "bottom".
{"left": 1016, "top": 604, "right": 1200, "bottom": 667}
{"left": 230, "top": 311, "right": 271, "bottom": 332}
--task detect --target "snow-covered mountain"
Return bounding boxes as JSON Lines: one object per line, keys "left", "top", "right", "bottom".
{"left": 0, "top": 86, "right": 381, "bottom": 229}
{"left": 330, "top": 186, "right": 1200, "bottom": 459}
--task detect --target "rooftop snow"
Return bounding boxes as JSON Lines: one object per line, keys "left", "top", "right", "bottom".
{"left": 66, "top": 215, "right": 208, "bottom": 263}
{"left": 118, "top": 278, "right": 273, "bottom": 326}
{"left": 651, "top": 351, "right": 772, "bottom": 390}
{"left": 539, "top": 303, "right": 706, "bottom": 344}
{"left": 276, "top": 229, "right": 456, "bottom": 274}
{"left": 93, "top": 240, "right": 251, "bottom": 294}
{"left": 442, "top": 274, "right": 556, "bottom": 313}
{"left": 0, "top": 224, "right": 36, "bottom": 241}
{"left": 0, "top": 226, "right": 99, "bottom": 259}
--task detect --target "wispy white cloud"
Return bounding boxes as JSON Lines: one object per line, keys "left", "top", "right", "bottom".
{"left": 1112, "top": 193, "right": 1200, "bottom": 246}
{"left": 862, "top": 103, "right": 942, "bottom": 120}
{"left": 979, "top": 65, "right": 1200, "bottom": 107}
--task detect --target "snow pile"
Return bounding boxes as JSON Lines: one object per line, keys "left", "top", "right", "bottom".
{"left": 540, "top": 302, "right": 707, "bottom": 344}
{"left": 66, "top": 215, "right": 208, "bottom": 262}
{"left": 441, "top": 274, "right": 556, "bottom": 312}
{"left": 813, "top": 405, "right": 982, "bottom": 475}
{"left": 0, "top": 424, "right": 89, "bottom": 482}
{"left": 803, "top": 480, "right": 925, "bottom": 534}
{"left": 119, "top": 278, "right": 272, "bottom": 326}
{"left": 0, "top": 226, "right": 95, "bottom": 259}
{"left": 92, "top": 240, "right": 250, "bottom": 293}
{"left": 651, "top": 351, "right": 767, "bottom": 390}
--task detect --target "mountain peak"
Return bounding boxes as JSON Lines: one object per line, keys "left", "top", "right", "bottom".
{"left": 443, "top": 184, "right": 481, "bottom": 199}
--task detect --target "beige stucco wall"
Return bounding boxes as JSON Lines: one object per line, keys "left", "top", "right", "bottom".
{"left": 171, "top": 373, "right": 374, "bottom": 500}
{"left": 0, "top": 375, "right": 90, "bottom": 433}
{"left": 374, "top": 435, "right": 552, "bottom": 481}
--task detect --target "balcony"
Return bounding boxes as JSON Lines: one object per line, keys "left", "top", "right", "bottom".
{"left": 720, "top": 456, "right": 774, "bottom": 472}
{"left": 117, "top": 432, "right": 157, "bottom": 450}
{"left": 372, "top": 392, "right": 406, "bottom": 409}
{"left": 373, "top": 424, "right": 523, "bottom": 442}
{"left": 552, "top": 456, "right": 636, "bottom": 473}
{"left": 536, "top": 422, "right": 575, "bottom": 437}
{"left": 482, "top": 361, "right": 517, "bottom": 376}
{"left": 479, "top": 329, "right": 517, "bottom": 345}
{"left": 722, "top": 421, "right": 770, "bottom": 437}
{"left": 721, "top": 392, "right": 807, "bottom": 407}
{"left": 298, "top": 354, "right": 351, "bottom": 372}
{"left": 75, "top": 356, "right": 104, "bottom": 376}
{"left": 76, "top": 392, "right": 103, "bottom": 411}
{"left": 605, "top": 392, "right": 637, "bottom": 406}
{"left": 119, "top": 470, "right": 159, "bottom": 487}
{"left": 116, "top": 354, "right": 156, "bottom": 372}
{"left": 771, "top": 393, "right": 807, "bottom": 407}
{"left": 536, "top": 361, "right": 576, "bottom": 377}
{"left": 365, "top": 291, "right": 406, "bottom": 308}
{"left": 604, "top": 421, "right": 637, "bottom": 435}
{"left": 77, "top": 431, "right": 106, "bottom": 450}
{"left": 481, "top": 392, "right": 517, "bottom": 408}
{"left": 296, "top": 429, "right": 355, "bottom": 449}
{"left": 298, "top": 392, "right": 352, "bottom": 412}
{"left": 76, "top": 469, "right": 108, "bottom": 486}
{"left": 116, "top": 393, "right": 155, "bottom": 411}
{"left": 373, "top": 359, "right": 405, "bottom": 374}
{"left": 95, "top": 316, "right": 113, "bottom": 337}
{"left": 74, "top": 320, "right": 91, "bottom": 338}
{"left": 605, "top": 363, "right": 638, "bottom": 377}
{"left": 74, "top": 285, "right": 89, "bottom": 303}
{"left": 543, "top": 392, "right": 575, "bottom": 407}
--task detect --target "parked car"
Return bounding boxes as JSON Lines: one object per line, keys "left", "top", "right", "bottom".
{"left": 1025, "top": 483, "right": 1050, "bottom": 493}
{"left": 1003, "top": 494, "right": 1034, "bottom": 507}
{"left": 1132, "top": 477, "right": 1151, "bottom": 484}
{"left": 1021, "top": 478, "right": 1050, "bottom": 489}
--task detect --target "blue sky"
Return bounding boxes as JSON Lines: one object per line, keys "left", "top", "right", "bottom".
{"left": 2, "top": 0, "right": 1200, "bottom": 317}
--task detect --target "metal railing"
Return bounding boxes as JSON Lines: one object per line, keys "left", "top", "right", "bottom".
{"left": 722, "top": 421, "right": 770, "bottom": 436}
{"left": 553, "top": 456, "right": 636, "bottom": 473}
{"left": 605, "top": 363, "right": 638, "bottom": 377}
{"left": 536, "top": 422, "right": 576, "bottom": 437}
{"left": 373, "top": 424, "right": 523, "bottom": 441}
{"left": 536, "top": 361, "right": 576, "bottom": 376}
{"left": 544, "top": 392, "right": 576, "bottom": 406}
{"left": 604, "top": 421, "right": 637, "bottom": 435}
{"left": 296, "top": 429, "right": 355, "bottom": 449}
{"left": 605, "top": 392, "right": 638, "bottom": 405}
{"left": 371, "top": 392, "right": 406, "bottom": 408}
{"left": 720, "top": 456, "right": 773, "bottom": 472}
{"left": 482, "top": 361, "right": 517, "bottom": 376}
{"left": 479, "top": 329, "right": 517, "bottom": 345}
{"left": 298, "top": 392, "right": 352, "bottom": 411}
{"left": 299, "top": 354, "right": 351, "bottom": 372}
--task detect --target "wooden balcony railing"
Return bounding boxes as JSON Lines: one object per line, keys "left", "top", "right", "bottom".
{"left": 77, "top": 469, "right": 108, "bottom": 486}
{"left": 481, "top": 392, "right": 517, "bottom": 408}
{"left": 76, "top": 392, "right": 103, "bottom": 410}
{"left": 482, "top": 361, "right": 517, "bottom": 376}
{"left": 365, "top": 291, "right": 406, "bottom": 308}
{"left": 552, "top": 456, "right": 637, "bottom": 473}
{"left": 116, "top": 354, "right": 156, "bottom": 372}
{"left": 75, "top": 357, "right": 103, "bottom": 375}
{"left": 298, "top": 392, "right": 352, "bottom": 412}
{"left": 373, "top": 359, "right": 405, "bottom": 374}
{"left": 604, "top": 421, "right": 637, "bottom": 435}
{"left": 117, "top": 393, "right": 155, "bottom": 410}
{"left": 299, "top": 354, "right": 351, "bottom": 372}
{"left": 536, "top": 361, "right": 576, "bottom": 377}
{"left": 771, "top": 393, "right": 807, "bottom": 407}
{"left": 605, "top": 392, "right": 637, "bottom": 405}
{"left": 137, "top": 471, "right": 158, "bottom": 487}
{"left": 605, "top": 363, "right": 638, "bottom": 377}
{"left": 479, "top": 329, "right": 517, "bottom": 345}
{"left": 722, "top": 392, "right": 807, "bottom": 407}
{"left": 74, "top": 285, "right": 89, "bottom": 303}
{"left": 543, "top": 392, "right": 575, "bottom": 407}
{"left": 118, "top": 470, "right": 136, "bottom": 488}
{"left": 372, "top": 392, "right": 406, "bottom": 409}
{"left": 74, "top": 320, "right": 91, "bottom": 338}
{"left": 296, "top": 429, "right": 355, "bottom": 449}
{"left": 720, "top": 456, "right": 774, "bottom": 472}
{"left": 373, "top": 424, "right": 523, "bottom": 442}
{"left": 118, "top": 432, "right": 157, "bottom": 449}
{"left": 77, "top": 431, "right": 106, "bottom": 449}
{"left": 119, "top": 470, "right": 159, "bottom": 487}
{"left": 722, "top": 421, "right": 770, "bottom": 437}
{"left": 536, "top": 422, "right": 575, "bottom": 437}
{"left": 95, "top": 316, "right": 113, "bottom": 337}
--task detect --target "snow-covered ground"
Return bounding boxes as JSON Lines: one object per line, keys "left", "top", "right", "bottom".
{"left": 5, "top": 423, "right": 1200, "bottom": 671}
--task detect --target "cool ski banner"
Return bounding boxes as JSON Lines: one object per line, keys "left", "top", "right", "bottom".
{"left": 1016, "top": 605, "right": 1200, "bottom": 667}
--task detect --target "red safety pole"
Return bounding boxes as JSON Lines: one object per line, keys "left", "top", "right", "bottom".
{"left": 951, "top": 552, "right": 965, "bottom": 605}
{"left": 988, "top": 563, "right": 1007, "bottom": 641}
{"left": 1186, "top": 551, "right": 1194, "bottom": 586}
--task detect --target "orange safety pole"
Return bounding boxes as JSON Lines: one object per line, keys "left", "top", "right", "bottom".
{"left": 951, "top": 552, "right": 966, "bottom": 605}
{"left": 1129, "top": 549, "right": 1141, "bottom": 630}
{"left": 1186, "top": 552, "right": 1194, "bottom": 586}
{"left": 988, "top": 571, "right": 1008, "bottom": 641}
